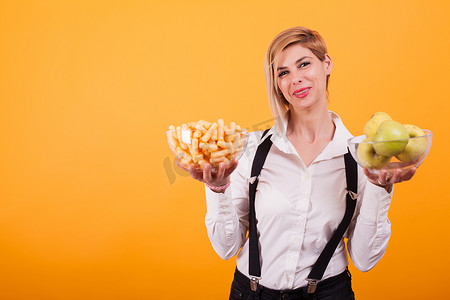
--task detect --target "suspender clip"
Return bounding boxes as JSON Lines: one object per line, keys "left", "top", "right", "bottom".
{"left": 249, "top": 176, "right": 258, "bottom": 185}
{"left": 307, "top": 279, "right": 318, "bottom": 293}
{"left": 250, "top": 277, "right": 260, "bottom": 291}
{"left": 348, "top": 190, "right": 358, "bottom": 200}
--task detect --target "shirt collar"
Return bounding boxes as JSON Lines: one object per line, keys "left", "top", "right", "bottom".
{"left": 265, "top": 111, "right": 353, "bottom": 161}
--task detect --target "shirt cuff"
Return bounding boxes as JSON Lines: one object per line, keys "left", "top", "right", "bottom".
{"left": 205, "top": 184, "right": 234, "bottom": 219}
{"left": 359, "top": 181, "right": 393, "bottom": 223}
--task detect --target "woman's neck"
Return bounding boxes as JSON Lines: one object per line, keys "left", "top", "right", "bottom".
{"left": 286, "top": 105, "right": 334, "bottom": 143}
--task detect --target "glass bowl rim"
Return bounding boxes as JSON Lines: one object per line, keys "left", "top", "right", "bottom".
{"left": 348, "top": 129, "right": 432, "bottom": 145}
{"left": 165, "top": 129, "right": 249, "bottom": 135}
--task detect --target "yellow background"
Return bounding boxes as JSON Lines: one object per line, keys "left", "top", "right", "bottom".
{"left": 1, "top": 0, "right": 449, "bottom": 299}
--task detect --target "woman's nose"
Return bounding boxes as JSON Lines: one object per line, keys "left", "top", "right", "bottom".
{"left": 291, "top": 72, "right": 302, "bottom": 85}
{"left": 292, "top": 77, "right": 302, "bottom": 85}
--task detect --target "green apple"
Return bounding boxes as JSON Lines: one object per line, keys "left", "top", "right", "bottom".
{"left": 363, "top": 112, "right": 392, "bottom": 138}
{"left": 357, "top": 137, "right": 391, "bottom": 169}
{"left": 372, "top": 120, "right": 409, "bottom": 156}
{"left": 396, "top": 124, "right": 427, "bottom": 163}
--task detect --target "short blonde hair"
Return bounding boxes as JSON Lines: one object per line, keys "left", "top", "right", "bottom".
{"left": 264, "top": 27, "right": 330, "bottom": 132}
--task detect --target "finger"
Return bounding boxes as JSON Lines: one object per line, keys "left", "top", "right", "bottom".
{"left": 378, "top": 170, "right": 388, "bottom": 185}
{"left": 176, "top": 161, "right": 202, "bottom": 181}
{"left": 203, "top": 163, "right": 213, "bottom": 183}
{"left": 401, "top": 167, "right": 416, "bottom": 182}
{"left": 187, "top": 165, "right": 203, "bottom": 181}
{"left": 216, "top": 162, "right": 226, "bottom": 180}
{"left": 389, "top": 169, "right": 400, "bottom": 184}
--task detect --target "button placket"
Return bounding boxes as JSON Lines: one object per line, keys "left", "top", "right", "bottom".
{"left": 281, "top": 169, "right": 311, "bottom": 289}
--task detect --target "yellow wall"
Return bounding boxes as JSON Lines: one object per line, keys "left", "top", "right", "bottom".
{"left": 1, "top": 0, "right": 449, "bottom": 299}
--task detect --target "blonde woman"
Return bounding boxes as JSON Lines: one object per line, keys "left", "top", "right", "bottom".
{"left": 186, "top": 27, "right": 416, "bottom": 299}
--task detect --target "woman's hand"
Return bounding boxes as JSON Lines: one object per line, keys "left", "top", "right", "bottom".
{"left": 363, "top": 167, "right": 417, "bottom": 192}
{"left": 176, "top": 161, "right": 239, "bottom": 193}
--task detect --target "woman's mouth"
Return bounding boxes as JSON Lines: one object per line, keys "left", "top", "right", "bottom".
{"left": 293, "top": 88, "right": 311, "bottom": 98}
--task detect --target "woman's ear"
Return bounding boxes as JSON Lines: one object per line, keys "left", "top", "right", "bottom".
{"left": 324, "top": 54, "right": 333, "bottom": 75}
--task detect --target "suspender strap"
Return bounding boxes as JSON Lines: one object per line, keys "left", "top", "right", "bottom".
{"left": 249, "top": 129, "right": 272, "bottom": 283}
{"left": 306, "top": 149, "right": 358, "bottom": 293}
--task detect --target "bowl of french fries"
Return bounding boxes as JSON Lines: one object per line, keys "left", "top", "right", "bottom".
{"left": 166, "top": 119, "right": 248, "bottom": 172}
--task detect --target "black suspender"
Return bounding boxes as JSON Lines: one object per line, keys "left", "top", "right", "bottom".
{"left": 247, "top": 129, "right": 358, "bottom": 293}
{"left": 306, "top": 151, "right": 358, "bottom": 293}
{"left": 248, "top": 129, "right": 272, "bottom": 291}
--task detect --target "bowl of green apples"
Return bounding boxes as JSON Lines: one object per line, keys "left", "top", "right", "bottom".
{"left": 347, "top": 112, "right": 432, "bottom": 175}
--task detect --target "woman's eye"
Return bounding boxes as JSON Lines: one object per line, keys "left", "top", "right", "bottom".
{"left": 278, "top": 71, "right": 288, "bottom": 77}
{"left": 299, "top": 62, "right": 310, "bottom": 68}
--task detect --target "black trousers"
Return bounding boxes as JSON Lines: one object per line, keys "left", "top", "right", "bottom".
{"left": 229, "top": 268, "right": 355, "bottom": 300}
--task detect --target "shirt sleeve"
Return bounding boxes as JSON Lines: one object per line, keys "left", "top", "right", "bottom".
{"left": 204, "top": 134, "right": 260, "bottom": 260}
{"left": 346, "top": 168, "right": 394, "bottom": 272}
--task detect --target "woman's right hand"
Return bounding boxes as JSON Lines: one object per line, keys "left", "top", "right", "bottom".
{"left": 176, "top": 161, "right": 239, "bottom": 192}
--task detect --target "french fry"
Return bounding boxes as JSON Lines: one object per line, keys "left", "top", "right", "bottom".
{"left": 180, "top": 158, "right": 191, "bottom": 166}
{"left": 200, "top": 142, "right": 218, "bottom": 152}
{"left": 168, "top": 138, "right": 178, "bottom": 151}
{"left": 218, "top": 119, "right": 225, "bottom": 141}
{"left": 211, "top": 127, "right": 218, "bottom": 141}
{"left": 193, "top": 130, "right": 202, "bottom": 138}
{"left": 226, "top": 133, "right": 238, "bottom": 143}
{"left": 200, "top": 122, "right": 218, "bottom": 143}
{"left": 168, "top": 119, "right": 246, "bottom": 171}
{"left": 210, "top": 156, "right": 229, "bottom": 165}
{"left": 198, "top": 119, "right": 211, "bottom": 130}
{"left": 202, "top": 120, "right": 212, "bottom": 129}
{"left": 176, "top": 147, "right": 192, "bottom": 162}
{"left": 196, "top": 124, "right": 207, "bottom": 131}
{"left": 198, "top": 159, "right": 208, "bottom": 170}
{"left": 193, "top": 153, "right": 203, "bottom": 162}
{"left": 168, "top": 126, "right": 178, "bottom": 149}
{"left": 234, "top": 134, "right": 247, "bottom": 148}
{"left": 217, "top": 140, "right": 235, "bottom": 153}
{"left": 176, "top": 125, "right": 182, "bottom": 142}
{"left": 230, "top": 121, "right": 236, "bottom": 132}
{"left": 211, "top": 149, "right": 230, "bottom": 159}
{"left": 192, "top": 138, "right": 199, "bottom": 155}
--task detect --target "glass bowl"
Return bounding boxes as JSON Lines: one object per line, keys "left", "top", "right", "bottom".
{"left": 166, "top": 129, "right": 249, "bottom": 172}
{"left": 347, "top": 129, "right": 432, "bottom": 175}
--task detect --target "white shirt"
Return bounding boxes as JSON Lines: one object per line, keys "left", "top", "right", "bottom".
{"left": 204, "top": 111, "right": 393, "bottom": 290}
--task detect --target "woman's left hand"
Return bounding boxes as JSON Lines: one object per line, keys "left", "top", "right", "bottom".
{"left": 363, "top": 167, "right": 417, "bottom": 192}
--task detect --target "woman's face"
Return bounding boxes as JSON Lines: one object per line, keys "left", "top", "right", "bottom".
{"left": 276, "top": 44, "right": 332, "bottom": 110}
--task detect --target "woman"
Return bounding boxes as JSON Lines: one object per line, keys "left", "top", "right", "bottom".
{"left": 186, "top": 27, "right": 415, "bottom": 299}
